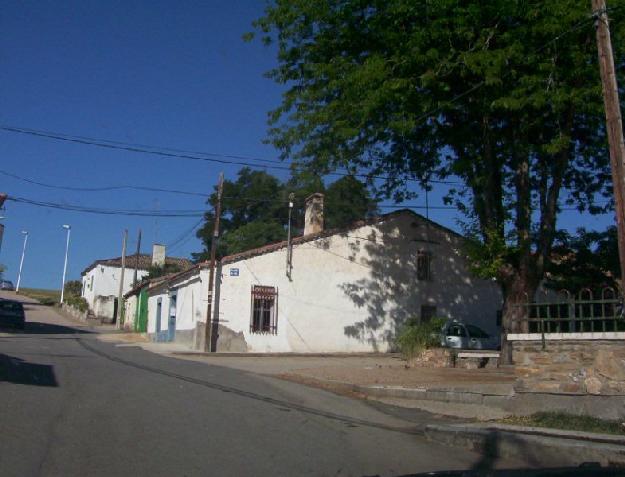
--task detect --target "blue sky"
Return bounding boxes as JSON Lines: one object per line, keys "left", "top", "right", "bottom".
{"left": 0, "top": 1, "right": 615, "bottom": 290}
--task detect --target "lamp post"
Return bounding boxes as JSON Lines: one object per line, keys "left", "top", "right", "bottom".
{"left": 0, "top": 216, "right": 5, "bottom": 257}
{"left": 60, "top": 224, "right": 71, "bottom": 304}
{"left": 15, "top": 230, "right": 28, "bottom": 292}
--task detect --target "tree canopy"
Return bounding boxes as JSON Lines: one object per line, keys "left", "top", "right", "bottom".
{"left": 194, "top": 168, "right": 378, "bottom": 260}
{"left": 248, "top": 0, "right": 625, "bottom": 359}
{"left": 546, "top": 226, "right": 620, "bottom": 295}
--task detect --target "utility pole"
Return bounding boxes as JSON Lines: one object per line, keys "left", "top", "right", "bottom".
{"left": 133, "top": 229, "right": 142, "bottom": 285}
{"left": 592, "top": 0, "right": 625, "bottom": 288}
{"left": 15, "top": 231, "right": 28, "bottom": 293}
{"left": 117, "top": 229, "right": 128, "bottom": 329}
{"left": 286, "top": 193, "right": 294, "bottom": 279}
{"left": 60, "top": 224, "right": 71, "bottom": 304}
{"left": 205, "top": 172, "right": 224, "bottom": 352}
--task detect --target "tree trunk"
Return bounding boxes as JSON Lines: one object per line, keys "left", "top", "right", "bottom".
{"left": 499, "top": 274, "right": 538, "bottom": 365}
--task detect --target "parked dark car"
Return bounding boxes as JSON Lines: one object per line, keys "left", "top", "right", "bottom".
{"left": 0, "top": 299, "right": 25, "bottom": 329}
{"left": 0, "top": 280, "right": 15, "bottom": 291}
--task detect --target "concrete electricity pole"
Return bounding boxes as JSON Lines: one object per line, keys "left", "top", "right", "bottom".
{"left": 205, "top": 172, "right": 224, "bottom": 352}
{"left": 117, "top": 229, "right": 128, "bottom": 329}
{"left": 15, "top": 231, "right": 28, "bottom": 293}
{"left": 592, "top": 0, "right": 625, "bottom": 287}
{"left": 60, "top": 225, "right": 71, "bottom": 304}
{"left": 133, "top": 228, "right": 142, "bottom": 285}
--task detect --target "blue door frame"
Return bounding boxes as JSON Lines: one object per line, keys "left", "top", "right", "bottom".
{"left": 167, "top": 294, "right": 177, "bottom": 342}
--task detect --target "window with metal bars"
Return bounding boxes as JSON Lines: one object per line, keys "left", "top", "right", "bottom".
{"left": 417, "top": 250, "right": 432, "bottom": 281}
{"left": 250, "top": 285, "right": 278, "bottom": 334}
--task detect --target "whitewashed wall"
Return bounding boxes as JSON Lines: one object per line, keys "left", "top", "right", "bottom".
{"left": 147, "top": 291, "right": 170, "bottom": 334}
{"left": 146, "top": 268, "right": 209, "bottom": 339}
{"left": 82, "top": 264, "right": 149, "bottom": 311}
{"left": 123, "top": 294, "right": 138, "bottom": 331}
{"left": 215, "top": 213, "right": 502, "bottom": 353}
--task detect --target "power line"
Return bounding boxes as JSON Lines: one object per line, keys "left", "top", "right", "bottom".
{"left": 167, "top": 217, "right": 205, "bottom": 251}
{"left": 7, "top": 196, "right": 206, "bottom": 217}
{"left": 0, "top": 168, "right": 211, "bottom": 198}
{"left": 0, "top": 124, "right": 461, "bottom": 186}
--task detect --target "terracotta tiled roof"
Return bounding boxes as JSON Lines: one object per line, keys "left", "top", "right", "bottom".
{"left": 81, "top": 253, "right": 193, "bottom": 276}
{"left": 135, "top": 209, "right": 464, "bottom": 288}
{"left": 220, "top": 208, "right": 461, "bottom": 265}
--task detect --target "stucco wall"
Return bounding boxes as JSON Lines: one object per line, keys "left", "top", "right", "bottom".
{"left": 147, "top": 269, "right": 209, "bottom": 345}
{"left": 123, "top": 294, "right": 138, "bottom": 331}
{"left": 82, "top": 265, "right": 148, "bottom": 311}
{"left": 214, "top": 213, "right": 502, "bottom": 353}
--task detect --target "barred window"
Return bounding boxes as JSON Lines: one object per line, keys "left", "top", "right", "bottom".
{"left": 250, "top": 285, "right": 278, "bottom": 334}
{"left": 420, "top": 305, "right": 437, "bottom": 323}
{"left": 417, "top": 250, "right": 432, "bottom": 281}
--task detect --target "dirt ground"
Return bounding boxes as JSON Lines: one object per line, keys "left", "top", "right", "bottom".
{"left": 170, "top": 353, "right": 515, "bottom": 393}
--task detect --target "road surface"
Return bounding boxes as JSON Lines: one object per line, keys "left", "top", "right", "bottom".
{"left": 0, "top": 291, "right": 529, "bottom": 476}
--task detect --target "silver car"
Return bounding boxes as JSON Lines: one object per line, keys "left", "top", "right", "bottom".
{"left": 440, "top": 320, "right": 499, "bottom": 350}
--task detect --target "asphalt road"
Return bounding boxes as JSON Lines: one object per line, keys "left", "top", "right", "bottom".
{"left": 0, "top": 292, "right": 529, "bottom": 477}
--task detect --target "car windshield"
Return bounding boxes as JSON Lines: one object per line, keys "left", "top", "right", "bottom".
{"left": 446, "top": 324, "right": 466, "bottom": 337}
{"left": 0, "top": 301, "right": 23, "bottom": 313}
{"left": 466, "top": 324, "right": 489, "bottom": 338}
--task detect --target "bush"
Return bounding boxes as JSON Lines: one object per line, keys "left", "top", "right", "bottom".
{"left": 65, "top": 295, "right": 89, "bottom": 313}
{"left": 63, "top": 280, "right": 82, "bottom": 297}
{"left": 396, "top": 317, "right": 446, "bottom": 360}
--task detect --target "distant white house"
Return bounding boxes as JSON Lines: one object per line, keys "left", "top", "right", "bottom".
{"left": 81, "top": 244, "right": 192, "bottom": 321}
{"left": 146, "top": 194, "right": 503, "bottom": 352}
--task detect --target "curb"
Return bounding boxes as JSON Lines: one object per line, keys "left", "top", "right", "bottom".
{"left": 354, "top": 384, "right": 511, "bottom": 407}
{"left": 424, "top": 423, "right": 625, "bottom": 467}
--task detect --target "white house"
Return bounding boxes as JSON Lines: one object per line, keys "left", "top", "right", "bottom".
{"left": 146, "top": 194, "right": 503, "bottom": 352}
{"left": 81, "top": 244, "right": 192, "bottom": 321}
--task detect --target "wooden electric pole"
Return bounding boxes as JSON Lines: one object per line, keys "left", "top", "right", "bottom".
{"left": 117, "top": 229, "right": 128, "bottom": 329}
{"left": 593, "top": 0, "right": 625, "bottom": 288}
{"left": 133, "top": 228, "right": 142, "bottom": 285}
{"left": 205, "top": 172, "right": 224, "bottom": 352}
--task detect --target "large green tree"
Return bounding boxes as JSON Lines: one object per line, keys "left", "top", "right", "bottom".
{"left": 194, "top": 168, "right": 378, "bottom": 260}
{"left": 249, "top": 0, "right": 624, "bottom": 361}
{"left": 546, "top": 226, "right": 620, "bottom": 295}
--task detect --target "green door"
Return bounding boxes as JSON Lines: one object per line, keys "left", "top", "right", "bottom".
{"left": 135, "top": 288, "right": 148, "bottom": 333}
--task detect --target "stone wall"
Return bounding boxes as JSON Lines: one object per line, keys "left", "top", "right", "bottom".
{"left": 513, "top": 340, "right": 625, "bottom": 395}
{"left": 62, "top": 303, "right": 88, "bottom": 321}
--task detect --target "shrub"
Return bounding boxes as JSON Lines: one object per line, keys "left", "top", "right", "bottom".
{"left": 65, "top": 295, "right": 89, "bottom": 313}
{"left": 63, "top": 280, "right": 82, "bottom": 297}
{"left": 396, "top": 317, "right": 446, "bottom": 360}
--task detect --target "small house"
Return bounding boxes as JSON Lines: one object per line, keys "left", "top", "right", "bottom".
{"left": 146, "top": 194, "right": 502, "bottom": 352}
{"left": 81, "top": 244, "right": 192, "bottom": 322}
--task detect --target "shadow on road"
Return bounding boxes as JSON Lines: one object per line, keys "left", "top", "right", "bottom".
{"left": 0, "top": 322, "right": 91, "bottom": 335}
{"left": 0, "top": 353, "right": 58, "bottom": 386}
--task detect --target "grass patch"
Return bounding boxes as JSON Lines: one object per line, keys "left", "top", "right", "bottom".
{"left": 18, "top": 288, "right": 60, "bottom": 306}
{"left": 501, "top": 412, "right": 625, "bottom": 435}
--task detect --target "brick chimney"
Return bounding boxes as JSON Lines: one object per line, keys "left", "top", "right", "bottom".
{"left": 304, "top": 193, "right": 324, "bottom": 236}
{"left": 152, "top": 243, "right": 166, "bottom": 267}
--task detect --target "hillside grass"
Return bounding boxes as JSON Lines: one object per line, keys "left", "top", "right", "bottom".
{"left": 18, "top": 288, "right": 61, "bottom": 306}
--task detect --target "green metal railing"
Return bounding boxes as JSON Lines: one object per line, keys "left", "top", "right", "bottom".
{"left": 515, "top": 287, "right": 625, "bottom": 335}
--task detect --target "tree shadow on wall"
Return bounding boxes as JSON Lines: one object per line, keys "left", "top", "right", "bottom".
{"left": 337, "top": 213, "right": 494, "bottom": 351}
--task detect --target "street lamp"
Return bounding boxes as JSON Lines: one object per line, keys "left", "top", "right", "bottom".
{"left": 60, "top": 224, "right": 71, "bottom": 304}
{"left": 15, "top": 230, "right": 28, "bottom": 292}
{"left": 0, "top": 216, "right": 5, "bottom": 257}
